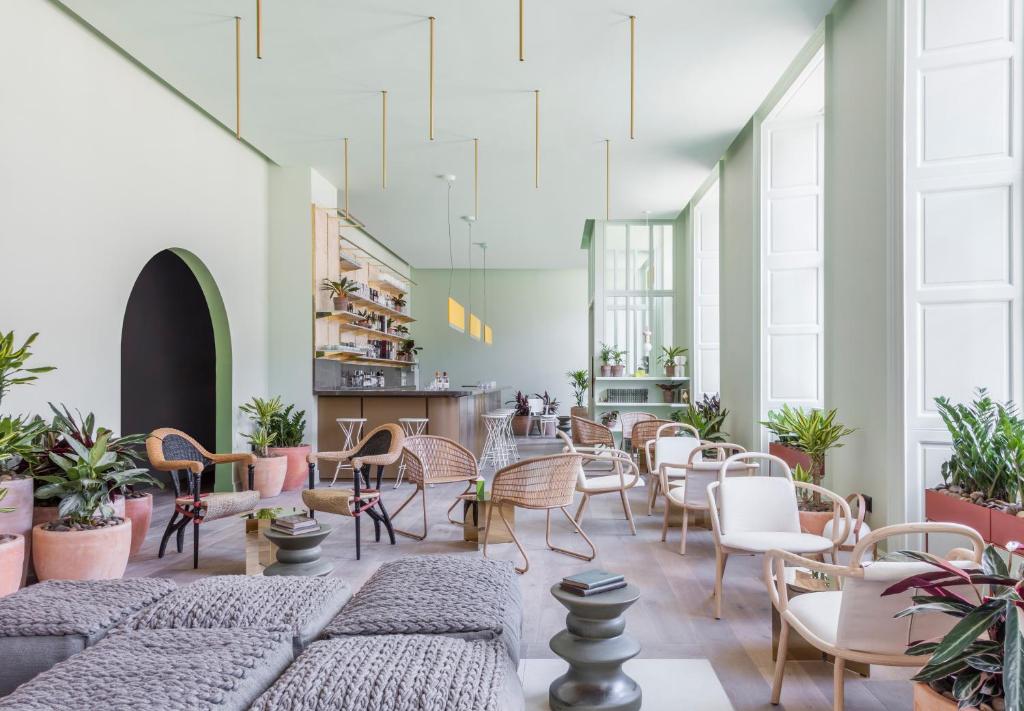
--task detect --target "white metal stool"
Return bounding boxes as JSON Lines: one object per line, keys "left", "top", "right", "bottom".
{"left": 496, "top": 408, "right": 520, "bottom": 462}
{"left": 481, "top": 412, "right": 510, "bottom": 469}
{"left": 395, "top": 417, "right": 429, "bottom": 488}
{"left": 330, "top": 418, "right": 366, "bottom": 486}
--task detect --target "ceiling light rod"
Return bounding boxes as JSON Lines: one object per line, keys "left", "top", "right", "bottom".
{"left": 235, "top": 16, "right": 241, "bottom": 139}
{"left": 518, "top": 0, "right": 524, "bottom": 61}
{"left": 534, "top": 89, "right": 540, "bottom": 189}
{"left": 474, "top": 242, "right": 491, "bottom": 345}
{"left": 629, "top": 15, "right": 636, "bottom": 140}
{"left": 343, "top": 137, "right": 350, "bottom": 217}
{"left": 474, "top": 138, "right": 479, "bottom": 217}
{"left": 256, "top": 0, "right": 262, "bottom": 59}
{"left": 429, "top": 17, "right": 436, "bottom": 141}
{"left": 462, "top": 216, "right": 476, "bottom": 338}
{"left": 382, "top": 90, "right": 388, "bottom": 190}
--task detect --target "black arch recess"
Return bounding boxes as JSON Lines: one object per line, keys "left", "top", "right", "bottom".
{"left": 121, "top": 250, "right": 216, "bottom": 492}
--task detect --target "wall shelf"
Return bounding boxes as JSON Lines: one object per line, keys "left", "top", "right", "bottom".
{"left": 339, "top": 254, "right": 364, "bottom": 271}
{"left": 595, "top": 402, "right": 688, "bottom": 408}
{"left": 316, "top": 350, "right": 416, "bottom": 368}
{"left": 348, "top": 293, "right": 415, "bottom": 323}
{"left": 340, "top": 323, "right": 408, "bottom": 343}
{"left": 594, "top": 376, "right": 689, "bottom": 381}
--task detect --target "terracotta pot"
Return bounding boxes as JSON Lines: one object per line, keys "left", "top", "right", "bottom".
{"left": 600, "top": 365, "right": 612, "bottom": 377}
{"left": 799, "top": 510, "right": 833, "bottom": 536}
{"left": 332, "top": 296, "right": 350, "bottom": 311}
{"left": 662, "top": 389, "right": 675, "bottom": 403}
{"left": 913, "top": 683, "right": 958, "bottom": 711}
{"left": 124, "top": 493, "right": 153, "bottom": 557}
{"left": 991, "top": 508, "right": 1024, "bottom": 548}
{"left": 924, "top": 488, "right": 992, "bottom": 541}
{"left": 570, "top": 406, "right": 589, "bottom": 420}
{"left": 611, "top": 365, "right": 626, "bottom": 377}
{"left": 511, "top": 416, "right": 529, "bottom": 437}
{"left": 769, "top": 443, "right": 814, "bottom": 472}
{"left": 267, "top": 445, "right": 312, "bottom": 492}
{"left": 0, "top": 535, "right": 25, "bottom": 597}
{"left": 33, "top": 505, "right": 59, "bottom": 528}
{"left": 665, "top": 364, "right": 677, "bottom": 378}
{"left": 32, "top": 521, "right": 131, "bottom": 581}
{"left": 0, "top": 477, "right": 35, "bottom": 586}
{"left": 246, "top": 456, "right": 287, "bottom": 499}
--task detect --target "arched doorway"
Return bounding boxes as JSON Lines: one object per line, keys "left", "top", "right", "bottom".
{"left": 121, "top": 249, "right": 232, "bottom": 491}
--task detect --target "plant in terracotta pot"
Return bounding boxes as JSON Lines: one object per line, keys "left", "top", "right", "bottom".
{"left": 32, "top": 434, "right": 155, "bottom": 581}
{"left": 265, "top": 404, "right": 309, "bottom": 492}
{"left": 883, "top": 544, "right": 1022, "bottom": 711}
{"left": 0, "top": 489, "right": 22, "bottom": 597}
{"left": 505, "top": 391, "right": 531, "bottom": 437}
{"left": 610, "top": 347, "right": 629, "bottom": 377}
{"left": 397, "top": 339, "right": 421, "bottom": 363}
{"left": 239, "top": 397, "right": 287, "bottom": 499}
{"left": 656, "top": 382, "right": 684, "bottom": 403}
{"left": 567, "top": 369, "right": 589, "bottom": 419}
{"left": 598, "top": 343, "right": 614, "bottom": 377}
{"left": 319, "top": 277, "right": 359, "bottom": 311}
{"left": 390, "top": 294, "right": 408, "bottom": 314}
{"left": 658, "top": 345, "right": 688, "bottom": 378}
{"left": 354, "top": 308, "right": 375, "bottom": 328}
{"left": 673, "top": 394, "right": 730, "bottom": 454}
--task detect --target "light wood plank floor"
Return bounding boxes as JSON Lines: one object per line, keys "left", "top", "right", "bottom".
{"left": 127, "top": 437, "right": 913, "bottom": 711}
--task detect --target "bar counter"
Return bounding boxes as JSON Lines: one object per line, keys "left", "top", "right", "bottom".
{"left": 315, "top": 387, "right": 507, "bottom": 478}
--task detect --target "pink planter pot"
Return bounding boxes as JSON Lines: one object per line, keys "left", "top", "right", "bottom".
{"left": 267, "top": 445, "right": 312, "bottom": 492}
{"left": 924, "top": 489, "right": 991, "bottom": 541}
{"left": 511, "top": 416, "right": 529, "bottom": 437}
{"left": 124, "top": 493, "right": 153, "bottom": 557}
{"left": 913, "top": 683, "right": 957, "bottom": 710}
{"left": 799, "top": 510, "right": 833, "bottom": 536}
{"left": 245, "top": 456, "right": 287, "bottom": 499}
{"left": 600, "top": 365, "right": 612, "bottom": 377}
{"left": 0, "top": 477, "right": 35, "bottom": 586}
{"left": 32, "top": 521, "right": 131, "bottom": 581}
{"left": 610, "top": 365, "right": 626, "bottom": 377}
{"left": 0, "top": 535, "right": 25, "bottom": 597}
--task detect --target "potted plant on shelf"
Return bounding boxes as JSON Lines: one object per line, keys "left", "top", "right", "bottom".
{"left": 505, "top": 391, "right": 531, "bottom": 436}
{"left": 392, "top": 324, "right": 410, "bottom": 338}
{"left": 926, "top": 389, "right": 1024, "bottom": 546}
{"left": 673, "top": 394, "right": 729, "bottom": 446}
{"left": 567, "top": 369, "right": 589, "bottom": 419}
{"left": 390, "top": 294, "right": 408, "bottom": 314}
{"left": 32, "top": 433, "right": 156, "bottom": 581}
{"left": 599, "top": 343, "right": 614, "bottom": 377}
{"left": 354, "top": 309, "right": 375, "bottom": 328}
{"left": 883, "top": 544, "right": 1020, "bottom": 711}
{"left": 761, "top": 404, "right": 856, "bottom": 534}
{"left": 600, "top": 410, "right": 619, "bottom": 429}
{"left": 239, "top": 397, "right": 287, "bottom": 499}
{"left": 265, "top": 404, "right": 309, "bottom": 492}
{"left": 657, "top": 382, "right": 685, "bottom": 403}
{"left": 658, "top": 346, "right": 688, "bottom": 378}
{"left": 611, "top": 347, "right": 629, "bottom": 377}
{"left": 320, "top": 277, "right": 359, "bottom": 312}
{"left": 397, "top": 339, "right": 421, "bottom": 363}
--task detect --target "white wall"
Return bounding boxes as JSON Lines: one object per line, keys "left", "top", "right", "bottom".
{"left": 0, "top": 0, "right": 270, "bottom": 454}
{"left": 692, "top": 178, "right": 721, "bottom": 401}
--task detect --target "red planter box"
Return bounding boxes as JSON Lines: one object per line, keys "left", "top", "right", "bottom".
{"left": 923, "top": 488, "right": 991, "bottom": 542}
{"left": 768, "top": 443, "right": 814, "bottom": 473}
{"left": 990, "top": 509, "right": 1024, "bottom": 549}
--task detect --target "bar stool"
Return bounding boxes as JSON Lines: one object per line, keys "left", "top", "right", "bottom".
{"left": 395, "top": 417, "right": 429, "bottom": 488}
{"left": 331, "top": 418, "right": 366, "bottom": 486}
{"left": 495, "top": 408, "right": 519, "bottom": 462}
{"left": 481, "top": 412, "right": 510, "bottom": 470}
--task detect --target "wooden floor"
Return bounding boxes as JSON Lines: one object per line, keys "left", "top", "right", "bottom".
{"left": 127, "top": 437, "right": 913, "bottom": 711}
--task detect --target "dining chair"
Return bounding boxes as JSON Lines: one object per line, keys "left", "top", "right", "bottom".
{"left": 628, "top": 417, "right": 674, "bottom": 470}
{"left": 526, "top": 397, "right": 545, "bottom": 437}
{"left": 557, "top": 431, "right": 642, "bottom": 535}
{"left": 146, "top": 428, "right": 260, "bottom": 569}
{"left": 644, "top": 421, "right": 702, "bottom": 514}
{"left": 483, "top": 453, "right": 596, "bottom": 574}
{"left": 822, "top": 493, "right": 876, "bottom": 561}
{"left": 618, "top": 411, "right": 656, "bottom": 452}
{"left": 390, "top": 435, "right": 479, "bottom": 540}
{"left": 570, "top": 415, "right": 616, "bottom": 449}
{"left": 303, "top": 423, "right": 405, "bottom": 560}
{"left": 765, "top": 522, "right": 984, "bottom": 711}
{"left": 706, "top": 452, "right": 852, "bottom": 619}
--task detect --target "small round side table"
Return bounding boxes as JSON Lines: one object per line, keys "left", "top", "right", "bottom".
{"left": 262, "top": 523, "right": 333, "bottom": 577}
{"left": 548, "top": 582, "right": 641, "bottom": 711}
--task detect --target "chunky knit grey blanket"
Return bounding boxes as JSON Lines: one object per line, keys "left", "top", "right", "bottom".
{"left": 0, "top": 578, "right": 176, "bottom": 638}
{"left": 122, "top": 575, "right": 351, "bottom": 654}
{"left": 324, "top": 555, "right": 522, "bottom": 663}
{"left": 0, "top": 628, "right": 294, "bottom": 710}
{"left": 251, "top": 634, "right": 523, "bottom": 711}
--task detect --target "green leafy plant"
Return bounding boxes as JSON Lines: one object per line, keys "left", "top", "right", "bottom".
{"left": 0, "top": 415, "right": 47, "bottom": 475}
{"left": 267, "top": 405, "right": 306, "bottom": 448}
{"left": 792, "top": 463, "right": 813, "bottom": 504}
{"left": 761, "top": 404, "right": 856, "bottom": 504}
{"left": 0, "top": 489, "right": 15, "bottom": 515}
{"left": 239, "top": 396, "right": 283, "bottom": 428}
{"left": 611, "top": 347, "right": 628, "bottom": 366}
{"left": 242, "top": 425, "right": 276, "bottom": 459}
{"left": 34, "top": 433, "right": 156, "bottom": 525}
{"left": 392, "top": 324, "right": 410, "bottom": 337}
{"left": 567, "top": 369, "right": 589, "bottom": 408}
{"left": 319, "top": 277, "right": 359, "bottom": 299}
{"left": 505, "top": 391, "right": 530, "bottom": 417}
{"left": 673, "top": 393, "right": 729, "bottom": 442}
{"left": 935, "top": 388, "right": 1024, "bottom": 503}
{"left": 390, "top": 294, "right": 407, "bottom": 310}
{"left": 600, "top": 410, "right": 619, "bottom": 427}
{"left": 657, "top": 345, "right": 688, "bottom": 365}
{"left": 398, "top": 339, "right": 422, "bottom": 360}
{"left": 534, "top": 391, "right": 559, "bottom": 415}
{"left": 254, "top": 507, "right": 283, "bottom": 520}
{"left": 355, "top": 309, "right": 375, "bottom": 324}
{"left": 599, "top": 343, "right": 615, "bottom": 366}
{"left": 0, "top": 331, "right": 55, "bottom": 407}
{"left": 883, "top": 545, "right": 1022, "bottom": 710}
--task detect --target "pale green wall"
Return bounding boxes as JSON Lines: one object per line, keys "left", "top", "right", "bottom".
{"left": 410, "top": 268, "right": 588, "bottom": 410}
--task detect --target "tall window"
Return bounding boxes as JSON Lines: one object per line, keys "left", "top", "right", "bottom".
{"left": 602, "top": 222, "right": 674, "bottom": 373}
{"left": 692, "top": 177, "right": 720, "bottom": 399}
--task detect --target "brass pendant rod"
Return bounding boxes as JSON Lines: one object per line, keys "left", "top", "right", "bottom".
{"left": 235, "top": 16, "right": 241, "bottom": 139}
{"left": 344, "top": 137, "right": 350, "bottom": 217}
{"left": 429, "top": 17, "right": 436, "bottom": 141}
{"left": 534, "top": 89, "right": 540, "bottom": 189}
{"left": 382, "top": 91, "right": 388, "bottom": 190}
{"left": 605, "top": 139, "right": 611, "bottom": 219}
{"left": 629, "top": 15, "right": 636, "bottom": 139}
{"left": 519, "top": 0, "right": 524, "bottom": 61}
{"left": 256, "top": 0, "right": 262, "bottom": 59}
{"left": 474, "top": 138, "right": 479, "bottom": 217}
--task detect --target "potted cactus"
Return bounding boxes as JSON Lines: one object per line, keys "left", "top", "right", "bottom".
{"left": 320, "top": 277, "right": 359, "bottom": 311}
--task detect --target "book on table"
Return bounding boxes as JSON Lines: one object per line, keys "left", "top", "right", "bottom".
{"left": 559, "top": 580, "right": 627, "bottom": 597}
{"left": 561, "top": 570, "right": 624, "bottom": 591}
{"left": 273, "top": 514, "right": 316, "bottom": 528}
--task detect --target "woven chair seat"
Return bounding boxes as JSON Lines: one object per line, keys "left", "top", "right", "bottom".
{"left": 302, "top": 488, "right": 378, "bottom": 517}
{"left": 176, "top": 491, "right": 259, "bottom": 520}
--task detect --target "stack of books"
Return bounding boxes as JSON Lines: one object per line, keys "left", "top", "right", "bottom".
{"left": 559, "top": 570, "right": 626, "bottom": 597}
{"left": 270, "top": 514, "right": 318, "bottom": 536}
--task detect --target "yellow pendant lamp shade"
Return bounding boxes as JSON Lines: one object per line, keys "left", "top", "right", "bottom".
{"left": 484, "top": 325, "right": 493, "bottom": 345}
{"left": 469, "top": 313, "right": 482, "bottom": 341}
{"left": 448, "top": 297, "right": 465, "bottom": 332}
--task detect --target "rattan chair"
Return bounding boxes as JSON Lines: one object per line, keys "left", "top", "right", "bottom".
{"left": 629, "top": 417, "right": 674, "bottom": 467}
{"left": 483, "top": 453, "right": 596, "bottom": 574}
{"left": 557, "top": 431, "right": 642, "bottom": 535}
{"left": 618, "top": 411, "right": 656, "bottom": 451}
{"left": 571, "top": 415, "right": 616, "bottom": 449}
{"left": 303, "top": 423, "right": 405, "bottom": 560}
{"left": 146, "top": 428, "right": 259, "bottom": 569}
{"left": 391, "top": 435, "right": 479, "bottom": 540}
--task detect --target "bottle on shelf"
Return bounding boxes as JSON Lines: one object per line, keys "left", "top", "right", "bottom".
{"left": 442, "top": 371, "right": 449, "bottom": 390}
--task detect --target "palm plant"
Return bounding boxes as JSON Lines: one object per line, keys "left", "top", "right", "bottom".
{"left": 0, "top": 331, "right": 55, "bottom": 407}
{"left": 599, "top": 343, "right": 615, "bottom": 365}
{"left": 267, "top": 405, "right": 306, "bottom": 448}
{"left": 242, "top": 425, "right": 276, "bottom": 459}
{"left": 238, "top": 396, "right": 283, "bottom": 428}
{"left": 319, "top": 277, "right": 359, "bottom": 298}
{"left": 611, "top": 347, "right": 628, "bottom": 366}
{"left": 761, "top": 404, "right": 855, "bottom": 504}
{"left": 674, "top": 393, "right": 730, "bottom": 442}
{"left": 657, "top": 345, "right": 688, "bottom": 365}
{"left": 34, "top": 433, "right": 156, "bottom": 525}
{"left": 567, "top": 369, "right": 589, "bottom": 408}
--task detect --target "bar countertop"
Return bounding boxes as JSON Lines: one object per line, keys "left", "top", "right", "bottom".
{"left": 315, "top": 386, "right": 507, "bottom": 398}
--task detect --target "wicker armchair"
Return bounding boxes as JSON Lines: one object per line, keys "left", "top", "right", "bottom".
{"left": 617, "top": 411, "right": 656, "bottom": 451}
{"left": 484, "top": 453, "right": 596, "bottom": 574}
{"left": 303, "top": 423, "right": 405, "bottom": 560}
{"left": 629, "top": 418, "right": 674, "bottom": 469}
{"left": 571, "top": 415, "right": 615, "bottom": 448}
{"left": 391, "top": 435, "right": 479, "bottom": 540}
{"left": 146, "top": 428, "right": 259, "bottom": 569}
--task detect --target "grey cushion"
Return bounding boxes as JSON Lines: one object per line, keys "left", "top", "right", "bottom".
{"left": 324, "top": 555, "right": 523, "bottom": 664}
{"left": 0, "top": 627, "right": 293, "bottom": 710}
{"left": 0, "top": 577, "right": 176, "bottom": 695}
{"left": 121, "top": 575, "right": 352, "bottom": 655}
{"left": 251, "top": 634, "right": 524, "bottom": 711}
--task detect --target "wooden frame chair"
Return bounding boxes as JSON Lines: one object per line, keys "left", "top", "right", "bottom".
{"left": 570, "top": 415, "right": 616, "bottom": 449}
{"left": 303, "top": 423, "right": 405, "bottom": 560}
{"left": 390, "top": 435, "right": 479, "bottom": 540}
{"left": 557, "top": 431, "right": 642, "bottom": 535}
{"left": 706, "top": 452, "right": 852, "bottom": 619}
{"left": 618, "top": 411, "right": 656, "bottom": 451}
{"left": 146, "top": 428, "right": 259, "bottom": 569}
{"left": 643, "top": 421, "right": 702, "bottom": 514}
{"left": 765, "top": 522, "right": 984, "bottom": 711}
{"left": 629, "top": 417, "right": 674, "bottom": 470}
{"left": 483, "top": 453, "right": 596, "bottom": 574}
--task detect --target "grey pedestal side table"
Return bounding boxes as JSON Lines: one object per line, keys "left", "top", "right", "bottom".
{"left": 262, "top": 523, "right": 333, "bottom": 576}
{"left": 548, "top": 582, "right": 642, "bottom": 711}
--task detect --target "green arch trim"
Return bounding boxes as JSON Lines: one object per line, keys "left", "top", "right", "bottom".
{"left": 169, "top": 248, "right": 234, "bottom": 492}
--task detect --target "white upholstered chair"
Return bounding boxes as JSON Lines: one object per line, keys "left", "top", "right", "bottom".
{"left": 644, "top": 422, "right": 702, "bottom": 514}
{"left": 557, "top": 431, "right": 642, "bottom": 535}
{"left": 765, "top": 522, "right": 984, "bottom": 711}
{"left": 706, "top": 452, "right": 852, "bottom": 619}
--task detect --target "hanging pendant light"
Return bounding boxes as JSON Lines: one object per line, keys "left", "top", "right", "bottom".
{"left": 475, "top": 242, "right": 492, "bottom": 345}
{"left": 463, "top": 216, "right": 481, "bottom": 341}
{"left": 440, "top": 175, "right": 465, "bottom": 332}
